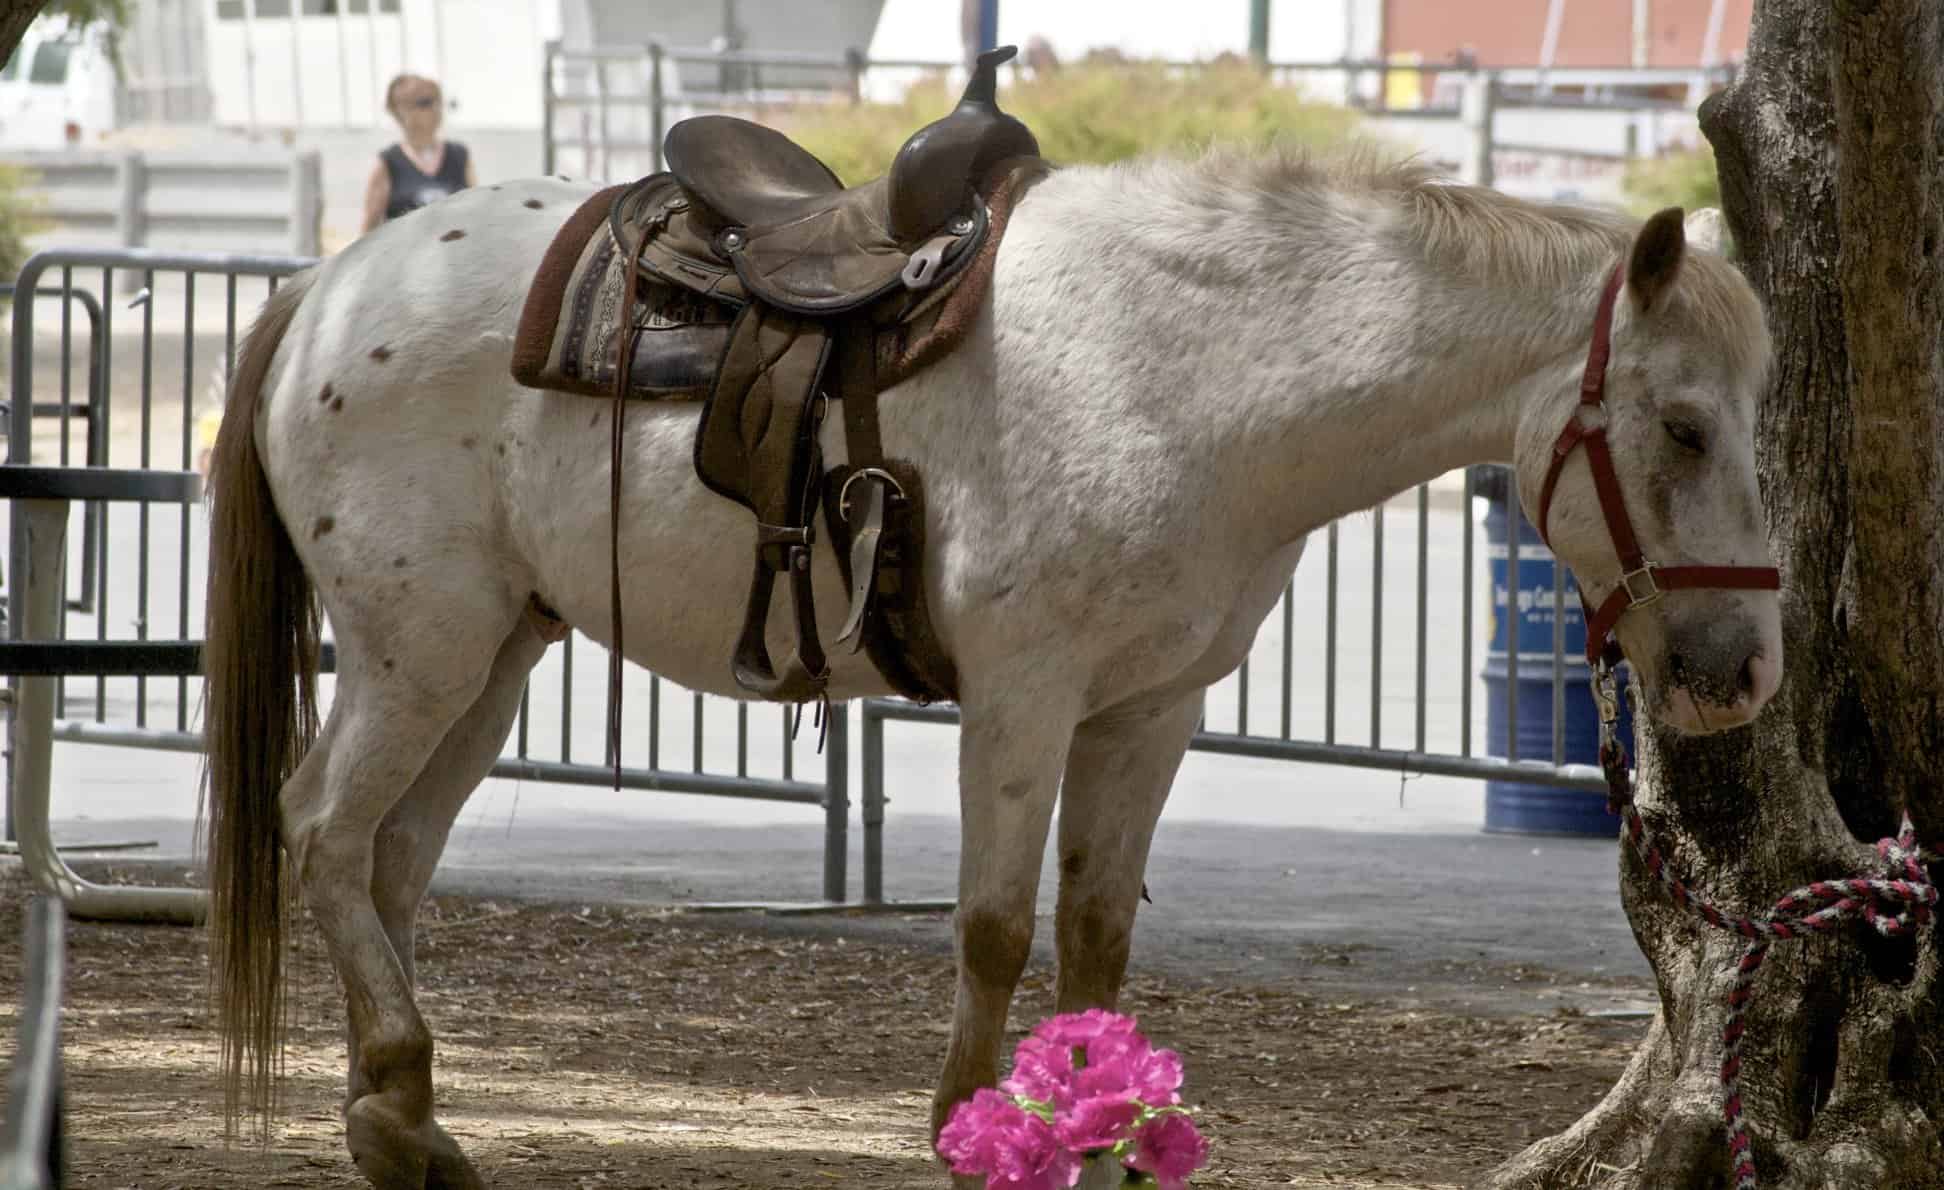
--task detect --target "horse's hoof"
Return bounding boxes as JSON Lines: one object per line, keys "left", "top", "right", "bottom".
{"left": 346, "top": 1093, "right": 484, "bottom": 1190}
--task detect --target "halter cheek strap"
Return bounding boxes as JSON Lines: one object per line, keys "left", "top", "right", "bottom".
{"left": 1536, "top": 264, "right": 1781, "bottom": 669}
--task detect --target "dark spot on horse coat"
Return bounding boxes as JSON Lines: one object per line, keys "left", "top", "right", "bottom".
{"left": 312, "top": 515, "right": 335, "bottom": 539}
{"left": 319, "top": 382, "right": 334, "bottom": 405}
{"left": 439, "top": 229, "right": 466, "bottom": 242}
{"left": 330, "top": 396, "right": 344, "bottom": 412}
{"left": 460, "top": 434, "right": 479, "bottom": 449}
{"left": 496, "top": 443, "right": 507, "bottom": 456}
{"left": 393, "top": 556, "right": 407, "bottom": 568}
{"left": 383, "top": 658, "right": 395, "bottom": 671}
{"left": 369, "top": 345, "right": 392, "bottom": 362}
{"left": 589, "top": 411, "right": 600, "bottom": 428}
{"left": 1060, "top": 851, "right": 1084, "bottom": 878}
{"left": 523, "top": 199, "right": 544, "bottom": 210}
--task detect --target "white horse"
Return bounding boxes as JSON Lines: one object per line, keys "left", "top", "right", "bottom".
{"left": 201, "top": 150, "right": 1781, "bottom": 1187}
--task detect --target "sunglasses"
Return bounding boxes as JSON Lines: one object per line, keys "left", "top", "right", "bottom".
{"left": 403, "top": 96, "right": 439, "bottom": 111}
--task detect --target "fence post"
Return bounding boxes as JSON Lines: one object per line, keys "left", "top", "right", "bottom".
{"left": 861, "top": 701, "right": 884, "bottom": 904}
{"left": 288, "top": 151, "right": 322, "bottom": 257}
{"left": 114, "top": 152, "right": 147, "bottom": 293}
{"left": 1460, "top": 72, "right": 1496, "bottom": 188}
{"left": 541, "top": 39, "right": 558, "bottom": 176}
{"left": 648, "top": 42, "right": 665, "bottom": 174}
{"left": 822, "top": 701, "right": 850, "bottom": 903}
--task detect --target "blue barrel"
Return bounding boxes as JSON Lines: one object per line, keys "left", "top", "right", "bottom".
{"left": 1476, "top": 469, "right": 1632, "bottom": 835}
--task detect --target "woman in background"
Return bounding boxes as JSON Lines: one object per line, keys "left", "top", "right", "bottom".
{"left": 361, "top": 73, "right": 476, "bottom": 232}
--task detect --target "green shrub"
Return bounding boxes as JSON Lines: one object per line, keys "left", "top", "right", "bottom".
{"left": 0, "top": 163, "right": 46, "bottom": 290}
{"left": 1622, "top": 144, "right": 1722, "bottom": 217}
{"left": 776, "top": 60, "right": 1369, "bottom": 186}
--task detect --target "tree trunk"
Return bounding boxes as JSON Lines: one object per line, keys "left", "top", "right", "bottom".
{"left": 1490, "top": 1, "right": 1944, "bottom": 1187}
{"left": 0, "top": 2, "right": 50, "bottom": 67}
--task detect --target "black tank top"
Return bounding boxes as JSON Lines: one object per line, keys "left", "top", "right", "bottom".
{"left": 381, "top": 142, "right": 469, "bottom": 221}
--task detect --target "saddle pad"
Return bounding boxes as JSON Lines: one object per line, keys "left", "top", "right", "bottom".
{"left": 511, "top": 182, "right": 741, "bottom": 401}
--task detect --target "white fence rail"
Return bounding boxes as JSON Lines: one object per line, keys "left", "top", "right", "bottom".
{"left": 3, "top": 150, "right": 322, "bottom": 261}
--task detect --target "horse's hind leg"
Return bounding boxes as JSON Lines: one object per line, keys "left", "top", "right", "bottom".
{"left": 345, "top": 613, "right": 552, "bottom": 1117}
{"left": 1051, "top": 691, "right": 1202, "bottom": 1012}
{"left": 280, "top": 587, "right": 523, "bottom": 1190}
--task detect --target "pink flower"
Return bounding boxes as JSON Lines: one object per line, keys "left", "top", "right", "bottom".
{"left": 938, "top": 1088, "right": 1032, "bottom": 1176}
{"left": 989, "top": 1110, "right": 1084, "bottom": 1190}
{"left": 1127, "top": 1112, "right": 1210, "bottom": 1190}
{"left": 939, "top": 1090, "right": 1084, "bottom": 1190}
{"left": 1002, "top": 1034, "right": 1078, "bottom": 1105}
{"left": 1074, "top": 1036, "right": 1184, "bottom": 1107}
{"left": 1052, "top": 1093, "right": 1142, "bottom": 1152}
{"left": 1032, "top": 1008, "right": 1141, "bottom": 1050}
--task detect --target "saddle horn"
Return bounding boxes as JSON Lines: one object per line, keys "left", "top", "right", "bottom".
{"left": 887, "top": 45, "right": 1040, "bottom": 243}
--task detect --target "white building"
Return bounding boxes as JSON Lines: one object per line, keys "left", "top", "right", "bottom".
{"left": 120, "top": 0, "right": 892, "bottom": 136}
{"left": 197, "top": 0, "right": 558, "bottom": 131}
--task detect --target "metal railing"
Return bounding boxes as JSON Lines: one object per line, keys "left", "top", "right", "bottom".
{"left": 540, "top": 44, "right": 1730, "bottom": 198}
{"left": 8, "top": 246, "right": 852, "bottom": 910}
{"left": 859, "top": 475, "right": 1607, "bottom": 904}
{"left": 0, "top": 899, "right": 66, "bottom": 1190}
{"left": 0, "top": 150, "right": 323, "bottom": 261}
{"left": 0, "top": 282, "right": 110, "bottom": 615}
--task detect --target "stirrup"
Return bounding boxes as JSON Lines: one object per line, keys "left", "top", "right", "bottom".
{"left": 730, "top": 525, "right": 830, "bottom": 702}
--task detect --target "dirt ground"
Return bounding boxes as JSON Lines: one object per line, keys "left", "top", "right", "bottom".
{"left": 0, "top": 863, "right": 1649, "bottom": 1190}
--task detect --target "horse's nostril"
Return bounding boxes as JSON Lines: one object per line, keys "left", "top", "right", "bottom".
{"left": 1667, "top": 652, "right": 1689, "bottom": 684}
{"left": 1738, "top": 655, "right": 1756, "bottom": 696}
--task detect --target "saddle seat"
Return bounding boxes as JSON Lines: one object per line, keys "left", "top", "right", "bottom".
{"left": 661, "top": 116, "right": 844, "bottom": 231}
{"left": 656, "top": 50, "right": 1040, "bottom": 314}
{"left": 666, "top": 55, "right": 1038, "bottom": 248}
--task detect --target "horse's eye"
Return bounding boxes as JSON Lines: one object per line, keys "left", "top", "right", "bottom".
{"left": 1663, "top": 420, "right": 1707, "bottom": 454}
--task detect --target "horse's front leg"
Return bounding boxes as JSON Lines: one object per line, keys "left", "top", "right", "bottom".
{"left": 1052, "top": 690, "right": 1203, "bottom": 1011}
{"left": 931, "top": 683, "right": 1082, "bottom": 1153}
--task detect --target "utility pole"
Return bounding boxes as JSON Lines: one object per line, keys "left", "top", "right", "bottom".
{"left": 961, "top": 0, "right": 997, "bottom": 68}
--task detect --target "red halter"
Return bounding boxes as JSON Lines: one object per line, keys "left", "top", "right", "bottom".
{"left": 1536, "top": 264, "right": 1781, "bottom": 669}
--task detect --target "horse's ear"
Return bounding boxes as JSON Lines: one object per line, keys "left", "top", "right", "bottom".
{"left": 1628, "top": 206, "right": 1687, "bottom": 313}
{"left": 1683, "top": 207, "right": 1726, "bottom": 254}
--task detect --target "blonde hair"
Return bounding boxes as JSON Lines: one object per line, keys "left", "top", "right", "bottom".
{"left": 384, "top": 73, "right": 442, "bottom": 119}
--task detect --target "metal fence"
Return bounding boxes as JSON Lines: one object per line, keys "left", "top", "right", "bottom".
{"left": 0, "top": 898, "right": 66, "bottom": 1190}
{"left": 6, "top": 246, "right": 851, "bottom": 904}
{"left": 858, "top": 480, "right": 1611, "bottom": 904}
{"left": 540, "top": 44, "right": 1729, "bottom": 206}
{"left": 1, "top": 151, "right": 323, "bottom": 263}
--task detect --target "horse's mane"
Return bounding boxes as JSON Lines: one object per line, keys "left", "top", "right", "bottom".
{"left": 1109, "top": 145, "right": 1770, "bottom": 375}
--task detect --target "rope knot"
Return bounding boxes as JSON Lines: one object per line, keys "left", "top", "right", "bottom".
{"left": 1601, "top": 733, "right": 1937, "bottom": 1190}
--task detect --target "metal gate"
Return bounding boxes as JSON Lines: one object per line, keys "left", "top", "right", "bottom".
{"left": 6, "top": 246, "right": 849, "bottom": 905}
{"left": 860, "top": 480, "right": 1612, "bottom": 903}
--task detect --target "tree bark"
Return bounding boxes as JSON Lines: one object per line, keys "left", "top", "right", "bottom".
{"left": 0, "top": 2, "right": 50, "bottom": 68}
{"left": 1490, "top": 1, "right": 1944, "bottom": 1186}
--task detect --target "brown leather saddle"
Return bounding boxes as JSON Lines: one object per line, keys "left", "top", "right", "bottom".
{"left": 513, "top": 46, "right": 1042, "bottom": 724}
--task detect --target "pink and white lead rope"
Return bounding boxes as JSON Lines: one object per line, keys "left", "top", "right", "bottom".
{"left": 1593, "top": 664, "right": 1936, "bottom": 1189}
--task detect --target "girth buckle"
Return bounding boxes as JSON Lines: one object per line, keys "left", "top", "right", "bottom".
{"left": 838, "top": 466, "right": 907, "bottom": 520}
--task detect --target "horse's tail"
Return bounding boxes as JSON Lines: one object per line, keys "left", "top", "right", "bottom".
{"left": 201, "top": 265, "right": 321, "bottom": 1139}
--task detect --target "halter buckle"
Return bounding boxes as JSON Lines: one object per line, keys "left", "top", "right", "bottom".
{"left": 1620, "top": 563, "right": 1663, "bottom": 607}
